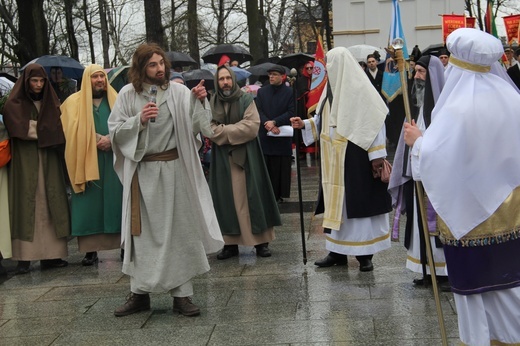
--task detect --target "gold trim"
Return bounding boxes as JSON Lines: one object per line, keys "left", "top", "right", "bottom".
{"left": 326, "top": 231, "right": 390, "bottom": 246}
{"left": 333, "top": 29, "right": 380, "bottom": 35}
{"left": 406, "top": 255, "right": 446, "bottom": 268}
{"left": 449, "top": 56, "right": 491, "bottom": 73}
{"left": 415, "top": 25, "right": 442, "bottom": 30}
{"left": 368, "top": 144, "right": 385, "bottom": 153}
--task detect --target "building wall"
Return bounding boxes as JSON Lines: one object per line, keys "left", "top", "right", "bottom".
{"left": 332, "top": 0, "right": 464, "bottom": 52}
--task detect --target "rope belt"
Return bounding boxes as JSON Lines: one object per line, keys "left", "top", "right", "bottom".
{"left": 131, "top": 148, "right": 179, "bottom": 236}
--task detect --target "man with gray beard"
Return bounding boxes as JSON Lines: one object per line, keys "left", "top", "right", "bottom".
{"left": 388, "top": 55, "right": 449, "bottom": 290}
{"left": 209, "top": 66, "right": 281, "bottom": 260}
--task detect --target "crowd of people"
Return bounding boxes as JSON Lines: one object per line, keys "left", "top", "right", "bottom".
{"left": 0, "top": 27, "right": 519, "bottom": 344}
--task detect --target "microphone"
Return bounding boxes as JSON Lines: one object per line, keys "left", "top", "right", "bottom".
{"left": 149, "top": 85, "right": 157, "bottom": 123}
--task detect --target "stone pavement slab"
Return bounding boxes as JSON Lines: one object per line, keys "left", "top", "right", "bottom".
{"left": 0, "top": 157, "right": 461, "bottom": 345}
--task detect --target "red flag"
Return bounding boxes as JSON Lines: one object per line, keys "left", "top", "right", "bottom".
{"left": 306, "top": 35, "right": 327, "bottom": 117}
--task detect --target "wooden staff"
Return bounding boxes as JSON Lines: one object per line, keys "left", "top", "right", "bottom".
{"left": 393, "top": 45, "right": 448, "bottom": 346}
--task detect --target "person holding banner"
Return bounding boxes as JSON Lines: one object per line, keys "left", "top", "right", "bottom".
{"left": 404, "top": 28, "right": 520, "bottom": 345}
{"left": 290, "top": 47, "right": 392, "bottom": 272}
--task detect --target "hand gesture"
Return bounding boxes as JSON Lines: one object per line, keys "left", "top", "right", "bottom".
{"left": 191, "top": 80, "right": 207, "bottom": 101}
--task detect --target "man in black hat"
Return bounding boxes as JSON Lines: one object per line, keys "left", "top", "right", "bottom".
{"left": 438, "top": 48, "right": 450, "bottom": 69}
{"left": 255, "top": 65, "right": 294, "bottom": 204}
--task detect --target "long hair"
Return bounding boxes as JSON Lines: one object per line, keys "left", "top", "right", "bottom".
{"left": 128, "top": 43, "right": 171, "bottom": 93}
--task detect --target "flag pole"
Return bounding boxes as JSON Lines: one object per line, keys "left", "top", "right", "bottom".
{"left": 393, "top": 42, "right": 448, "bottom": 346}
{"left": 288, "top": 69, "right": 308, "bottom": 265}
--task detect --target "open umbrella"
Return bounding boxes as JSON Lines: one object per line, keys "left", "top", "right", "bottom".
{"left": 277, "top": 53, "right": 315, "bottom": 70}
{"left": 182, "top": 69, "right": 215, "bottom": 90}
{"left": 165, "top": 51, "right": 198, "bottom": 68}
{"left": 21, "top": 55, "right": 85, "bottom": 80}
{"left": 247, "top": 62, "right": 290, "bottom": 76}
{"left": 346, "top": 45, "right": 386, "bottom": 63}
{"left": 107, "top": 66, "right": 130, "bottom": 92}
{"left": 241, "top": 84, "right": 261, "bottom": 98}
{"left": 230, "top": 66, "right": 251, "bottom": 81}
{"left": 202, "top": 44, "right": 253, "bottom": 65}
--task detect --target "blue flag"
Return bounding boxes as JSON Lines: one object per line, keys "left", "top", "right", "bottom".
{"left": 382, "top": 0, "right": 409, "bottom": 102}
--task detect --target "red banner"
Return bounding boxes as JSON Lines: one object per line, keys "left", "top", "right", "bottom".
{"left": 306, "top": 35, "right": 327, "bottom": 117}
{"left": 442, "top": 15, "right": 466, "bottom": 44}
{"left": 503, "top": 14, "right": 520, "bottom": 45}
{"left": 466, "top": 17, "right": 476, "bottom": 28}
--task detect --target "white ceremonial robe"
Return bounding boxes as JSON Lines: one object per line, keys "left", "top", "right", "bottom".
{"left": 109, "top": 82, "right": 223, "bottom": 293}
{"left": 302, "top": 116, "right": 391, "bottom": 256}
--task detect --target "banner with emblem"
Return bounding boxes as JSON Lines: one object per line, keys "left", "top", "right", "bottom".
{"left": 306, "top": 35, "right": 327, "bottom": 117}
{"left": 503, "top": 14, "right": 520, "bottom": 46}
{"left": 441, "top": 14, "right": 466, "bottom": 44}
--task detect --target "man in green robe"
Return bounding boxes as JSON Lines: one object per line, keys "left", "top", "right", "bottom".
{"left": 209, "top": 66, "right": 281, "bottom": 260}
{"left": 61, "top": 65, "right": 122, "bottom": 266}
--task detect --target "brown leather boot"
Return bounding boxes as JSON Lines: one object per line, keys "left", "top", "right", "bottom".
{"left": 173, "top": 296, "right": 200, "bottom": 317}
{"left": 114, "top": 293, "right": 150, "bottom": 317}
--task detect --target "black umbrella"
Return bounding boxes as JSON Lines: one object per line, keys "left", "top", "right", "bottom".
{"left": 421, "top": 43, "right": 446, "bottom": 57}
{"left": 247, "top": 62, "right": 290, "bottom": 76}
{"left": 277, "top": 53, "right": 315, "bottom": 70}
{"left": 182, "top": 69, "right": 215, "bottom": 90}
{"left": 202, "top": 44, "right": 253, "bottom": 65}
{"left": 21, "top": 55, "right": 85, "bottom": 80}
{"left": 165, "top": 51, "right": 198, "bottom": 68}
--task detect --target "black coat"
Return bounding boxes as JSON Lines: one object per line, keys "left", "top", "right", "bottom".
{"left": 255, "top": 83, "right": 295, "bottom": 156}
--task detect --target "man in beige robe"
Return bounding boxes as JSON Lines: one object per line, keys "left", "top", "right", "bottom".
{"left": 209, "top": 66, "right": 281, "bottom": 260}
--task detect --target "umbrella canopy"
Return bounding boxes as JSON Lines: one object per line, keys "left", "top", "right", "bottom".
{"left": 21, "top": 55, "right": 85, "bottom": 80}
{"left": 346, "top": 45, "right": 386, "bottom": 63}
{"left": 182, "top": 69, "right": 215, "bottom": 90}
{"left": 277, "top": 53, "right": 315, "bottom": 70}
{"left": 420, "top": 43, "right": 446, "bottom": 57}
{"left": 241, "top": 84, "right": 261, "bottom": 98}
{"left": 107, "top": 66, "right": 130, "bottom": 92}
{"left": 247, "top": 62, "right": 290, "bottom": 76}
{"left": 202, "top": 44, "right": 253, "bottom": 65}
{"left": 165, "top": 51, "right": 198, "bottom": 68}
{"left": 230, "top": 66, "right": 251, "bottom": 81}
{"left": 0, "top": 77, "right": 15, "bottom": 95}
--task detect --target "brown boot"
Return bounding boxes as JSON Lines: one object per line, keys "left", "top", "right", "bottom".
{"left": 114, "top": 293, "right": 150, "bottom": 317}
{"left": 173, "top": 296, "right": 200, "bottom": 317}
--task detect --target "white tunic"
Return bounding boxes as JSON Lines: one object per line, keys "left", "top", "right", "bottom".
{"left": 302, "top": 116, "right": 391, "bottom": 256}
{"left": 109, "top": 82, "right": 223, "bottom": 293}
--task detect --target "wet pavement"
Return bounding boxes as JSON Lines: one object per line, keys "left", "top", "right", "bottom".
{"left": 0, "top": 154, "right": 461, "bottom": 345}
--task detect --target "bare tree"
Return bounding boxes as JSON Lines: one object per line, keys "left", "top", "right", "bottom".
{"left": 64, "top": 0, "right": 80, "bottom": 60}
{"left": 144, "top": 0, "right": 165, "bottom": 48}
{"left": 1, "top": 0, "right": 50, "bottom": 65}
{"left": 187, "top": 0, "right": 200, "bottom": 66}
{"left": 246, "top": 0, "right": 264, "bottom": 63}
{"left": 98, "top": 0, "right": 110, "bottom": 67}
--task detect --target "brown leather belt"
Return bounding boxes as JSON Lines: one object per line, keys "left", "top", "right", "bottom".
{"left": 131, "top": 148, "right": 179, "bottom": 236}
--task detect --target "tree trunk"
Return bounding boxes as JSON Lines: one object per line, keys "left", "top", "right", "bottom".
{"left": 98, "top": 0, "right": 110, "bottom": 67}
{"left": 246, "top": 0, "right": 264, "bottom": 63}
{"left": 187, "top": 0, "right": 200, "bottom": 68}
{"left": 217, "top": 0, "right": 225, "bottom": 44}
{"left": 15, "top": 0, "right": 49, "bottom": 65}
{"left": 83, "top": 0, "right": 96, "bottom": 64}
{"left": 144, "top": 0, "right": 165, "bottom": 48}
{"left": 64, "top": 0, "right": 79, "bottom": 60}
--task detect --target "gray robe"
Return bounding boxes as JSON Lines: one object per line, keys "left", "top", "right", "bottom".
{"left": 109, "top": 82, "right": 223, "bottom": 293}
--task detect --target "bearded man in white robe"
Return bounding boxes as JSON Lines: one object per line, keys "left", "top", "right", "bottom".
{"left": 109, "top": 43, "right": 223, "bottom": 317}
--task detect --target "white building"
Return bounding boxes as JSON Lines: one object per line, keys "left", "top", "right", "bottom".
{"left": 332, "top": 0, "right": 465, "bottom": 53}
